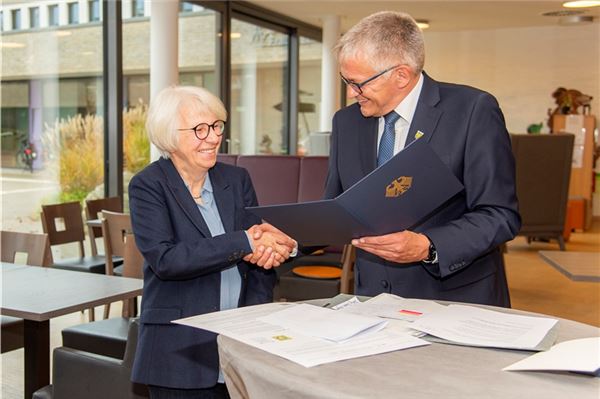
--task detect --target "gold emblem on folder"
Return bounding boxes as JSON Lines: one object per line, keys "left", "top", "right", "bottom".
{"left": 386, "top": 176, "right": 413, "bottom": 197}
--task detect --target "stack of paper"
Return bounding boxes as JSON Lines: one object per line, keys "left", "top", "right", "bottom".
{"left": 173, "top": 302, "right": 428, "bottom": 368}
{"left": 409, "top": 304, "right": 559, "bottom": 351}
{"left": 257, "top": 303, "right": 387, "bottom": 342}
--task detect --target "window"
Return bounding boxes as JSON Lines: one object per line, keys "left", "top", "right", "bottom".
{"left": 89, "top": 0, "right": 100, "bottom": 22}
{"left": 12, "top": 9, "right": 21, "bottom": 30}
{"left": 180, "top": 2, "right": 194, "bottom": 13}
{"left": 29, "top": 7, "right": 40, "bottom": 29}
{"left": 48, "top": 5, "right": 59, "bottom": 27}
{"left": 230, "top": 18, "right": 289, "bottom": 155}
{"left": 297, "top": 36, "right": 323, "bottom": 155}
{"left": 132, "top": 0, "right": 145, "bottom": 18}
{"left": 1, "top": 8, "right": 104, "bottom": 236}
{"left": 68, "top": 2, "right": 79, "bottom": 25}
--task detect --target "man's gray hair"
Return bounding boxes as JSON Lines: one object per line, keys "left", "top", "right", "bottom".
{"left": 334, "top": 11, "right": 425, "bottom": 74}
{"left": 146, "top": 86, "right": 227, "bottom": 159}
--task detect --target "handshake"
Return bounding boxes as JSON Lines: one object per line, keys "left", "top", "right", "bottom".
{"left": 243, "top": 223, "right": 296, "bottom": 269}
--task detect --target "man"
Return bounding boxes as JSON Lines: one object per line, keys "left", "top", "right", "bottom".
{"left": 325, "top": 11, "right": 520, "bottom": 306}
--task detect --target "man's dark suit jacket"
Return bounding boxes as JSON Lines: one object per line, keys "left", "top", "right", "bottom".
{"left": 129, "top": 158, "right": 275, "bottom": 389}
{"left": 325, "top": 73, "right": 521, "bottom": 306}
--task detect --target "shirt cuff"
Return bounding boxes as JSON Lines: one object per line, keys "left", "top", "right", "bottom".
{"left": 290, "top": 241, "right": 298, "bottom": 257}
{"left": 244, "top": 230, "right": 255, "bottom": 251}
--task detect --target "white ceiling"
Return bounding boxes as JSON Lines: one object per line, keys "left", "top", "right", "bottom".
{"left": 247, "top": 1, "right": 600, "bottom": 32}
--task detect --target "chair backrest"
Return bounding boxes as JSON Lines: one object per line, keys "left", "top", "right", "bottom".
{"left": 123, "top": 233, "right": 144, "bottom": 279}
{"left": 340, "top": 245, "right": 356, "bottom": 294}
{"left": 237, "top": 155, "right": 301, "bottom": 205}
{"left": 0, "top": 231, "right": 53, "bottom": 266}
{"left": 85, "top": 196, "right": 123, "bottom": 239}
{"left": 217, "top": 154, "right": 238, "bottom": 166}
{"left": 101, "top": 211, "right": 132, "bottom": 275}
{"left": 41, "top": 201, "right": 86, "bottom": 258}
{"left": 298, "top": 156, "right": 329, "bottom": 202}
{"left": 510, "top": 133, "right": 574, "bottom": 236}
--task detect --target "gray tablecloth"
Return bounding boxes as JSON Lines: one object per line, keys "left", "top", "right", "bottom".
{"left": 218, "top": 298, "right": 600, "bottom": 399}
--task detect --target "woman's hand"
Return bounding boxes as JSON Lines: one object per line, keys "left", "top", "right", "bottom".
{"left": 244, "top": 223, "right": 297, "bottom": 269}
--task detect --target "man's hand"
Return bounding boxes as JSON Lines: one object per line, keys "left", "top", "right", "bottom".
{"left": 351, "top": 231, "right": 430, "bottom": 263}
{"left": 243, "top": 223, "right": 296, "bottom": 269}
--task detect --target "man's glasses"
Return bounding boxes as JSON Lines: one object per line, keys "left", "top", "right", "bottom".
{"left": 340, "top": 64, "right": 400, "bottom": 95}
{"left": 178, "top": 120, "right": 226, "bottom": 140}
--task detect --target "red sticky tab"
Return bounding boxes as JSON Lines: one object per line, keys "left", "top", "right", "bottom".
{"left": 398, "top": 309, "right": 422, "bottom": 316}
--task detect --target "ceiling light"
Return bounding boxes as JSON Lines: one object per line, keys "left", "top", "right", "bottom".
{"left": 416, "top": 20, "right": 430, "bottom": 30}
{"left": 559, "top": 15, "right": 595, "bottom": 24}
{"left": 54, "top": 31, "right": 72, "bottom": 37}
{"left": 230, "top": 32, "right": 242, "bottom": 39}
{"left": 1, "top": 42, "right": 26, "bottom": 48}
{"left": 563, "top": 1, "right": 600, "bottom": 8}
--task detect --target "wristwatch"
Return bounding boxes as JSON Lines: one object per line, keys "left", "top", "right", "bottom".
{"left": 423, "top": 240, "right": 438, "bottom": 264}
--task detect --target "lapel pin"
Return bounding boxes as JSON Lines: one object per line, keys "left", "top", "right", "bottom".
{"left": 415, "top": 130, "right": 425, "bottom": 140}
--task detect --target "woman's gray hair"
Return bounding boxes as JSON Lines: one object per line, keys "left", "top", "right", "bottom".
{"left": 334, "top": 11, "right": 425, "bottom": 74}
{"left": 146, "top": 85, "right": 227, "bottom": 158}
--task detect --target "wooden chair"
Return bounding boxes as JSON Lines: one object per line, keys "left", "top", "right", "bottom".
{"left": 41, "top": 201, "right": 109, "bottom": 321}
{"left": 85, "top": 196, "right": 123, "bottom": 256}
{"left": 0, "top": 230, "right": 52, "bottom": 267}
{"left": 1, "top": 231, "right": 53, "bottom": 353}
{"left": 41, "top": 201, "right": 108, "bottom": 274}
{"left": 101, "top": 211, "right": 132, "bottom": 318}
{"left": 122, "top": 233, "right": 144, "bottom": 318}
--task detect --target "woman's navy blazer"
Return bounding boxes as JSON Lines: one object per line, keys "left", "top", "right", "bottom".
{"left": 129, "top": 158, "right": 275, "bottom": 389}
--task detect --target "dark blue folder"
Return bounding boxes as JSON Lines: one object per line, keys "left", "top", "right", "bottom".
{"left": 247, "top": 139, "right": 464, "bottom": 245}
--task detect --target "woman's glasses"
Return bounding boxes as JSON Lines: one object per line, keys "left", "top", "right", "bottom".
{"left": 178, "top": 120, "right": 226, "bottom": 140}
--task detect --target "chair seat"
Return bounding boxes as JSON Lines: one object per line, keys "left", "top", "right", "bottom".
{"left": 62, "top": 317, "right": 130, "bottom": 359}
{"left": 52, "top": 255, "right": 123, "bottom": 274}
{"left": 113, "top": 264, "right": 124, "bottom": 276}
{"left": 279, "top": 270, "right": 341, "bottom": 302}
{"left": 32, "top": 385, "right": 53, "bottom": 399}
{"left": 1, "top": 315, "right": 24, "bottom": 353}
{"left": 292, "top": 266, "right": 342, "bottom": 279}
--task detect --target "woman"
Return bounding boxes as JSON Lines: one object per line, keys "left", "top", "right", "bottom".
{"left": 129, "top": 85, "right": 294, "bottom": 398}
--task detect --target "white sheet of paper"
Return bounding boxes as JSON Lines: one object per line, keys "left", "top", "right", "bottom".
{"left": 503, "top": 337, "right": 600, "bottom": 374}
{"left": 173, "top": 302, "right": 429, "bottom": 367}
{"left": 257, "top": 303, "right": 388, "bottom": 342}
{"left": 410, "top": 304, "right": 558, "bottom": 350}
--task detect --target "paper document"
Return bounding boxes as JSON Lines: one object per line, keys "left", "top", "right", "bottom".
{"left": 173, "top": 302, "right": 429, "bottom": 368}
{"left": 338, "top": 293, "right": 446, "bottom": 322}
{"left": 410, "top": 304, "right": 558, "bottom": 350}
{"left": 257, "top": 303, "right": 388, "bottom": 342}
{"left": 503, "top": 337, "right": 600, "bottom": 375}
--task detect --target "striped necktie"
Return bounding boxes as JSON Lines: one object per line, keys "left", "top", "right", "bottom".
{"left": 377, "top": 110, "right": 400, "bottom": 167}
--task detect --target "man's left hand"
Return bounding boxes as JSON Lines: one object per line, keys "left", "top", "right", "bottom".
{"left": 351, "top": 231, "right": 430, "bottom": 263}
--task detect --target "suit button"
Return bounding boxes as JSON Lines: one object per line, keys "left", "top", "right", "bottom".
{"left": 381, "top": 280, "right": 389, "bottom": 288}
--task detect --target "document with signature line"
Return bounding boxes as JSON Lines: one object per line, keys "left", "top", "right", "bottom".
{"left": 409, "top": 304, "right": 558, "bottom": 351}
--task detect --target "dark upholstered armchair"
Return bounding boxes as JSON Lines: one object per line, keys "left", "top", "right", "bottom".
{"left": 510, "top": 133, "right": 574, "bottom": 250}
{"left": 33, "top": 319, "right": 148, "bottom": 399}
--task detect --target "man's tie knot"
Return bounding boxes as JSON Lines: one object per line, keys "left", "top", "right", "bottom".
{"left": 384, "top": 110, "right": 400, "bottom": 126}
{"left": 377, "top": 111, "right": 400, "bottom": 167}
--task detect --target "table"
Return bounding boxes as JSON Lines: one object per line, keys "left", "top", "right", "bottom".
{"left": 218, "top": 297, "right": 600, "bottom": 399}
{"left": 539, "top": 251, "right": 600, "bottom": 282}
{"left": 1, "top": 263, "right": 143, "bottom": 399}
